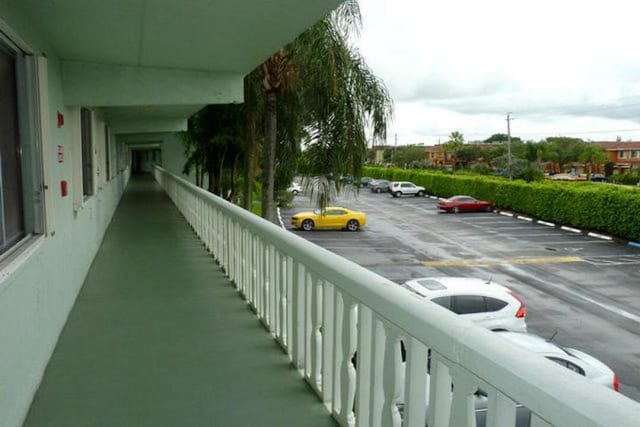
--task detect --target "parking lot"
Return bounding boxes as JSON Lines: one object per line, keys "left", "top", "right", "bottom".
{"left": 280, "top": 189, "right": 640, "bottom": 401}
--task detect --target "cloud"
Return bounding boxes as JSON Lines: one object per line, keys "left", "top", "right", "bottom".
{"left": 357, "top": 0, "right": 640, "bottom": 143}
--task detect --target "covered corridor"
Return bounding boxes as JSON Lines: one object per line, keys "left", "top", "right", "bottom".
{"left": 23, "top": 176, "right": 335, "bottom": 427}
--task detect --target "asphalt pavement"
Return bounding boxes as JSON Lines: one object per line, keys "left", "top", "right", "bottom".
{"left": 280, "top": 189, "right": 640, "bottom": 402}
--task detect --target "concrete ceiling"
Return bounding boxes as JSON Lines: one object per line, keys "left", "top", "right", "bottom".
{"left": 15, "top": 0, "right": 342, "bottom": 133}
{"left": 19, "top": 0, "right": 341, "bottom": 73}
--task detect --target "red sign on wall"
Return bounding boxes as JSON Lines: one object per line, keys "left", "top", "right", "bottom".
{"left": 57, "top": 145, "right": 64, "bottom": 163}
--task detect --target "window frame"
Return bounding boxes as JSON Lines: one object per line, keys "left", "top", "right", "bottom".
{"left": 0, "top": 31, "right": 48, "bottom": 258}
{"left": 80, "top": 107, "right": 94, "bottom": 198}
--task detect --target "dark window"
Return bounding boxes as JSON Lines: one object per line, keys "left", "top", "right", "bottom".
{"left": 431, "top": 296, "right": 452, "bottom": 310}
{"left": 104, "top": 126, "right": 110, "bottom": 181}
{"left": 0, "top": 44, "right": 25, "bottom": 254}
{"left": 485, "top": 297, "right": 508, "bottom": 312}
{"left": 80, "top": 108, "right": 93, "bottom": 197}
{"left": 452, "top": 295, "right": 486, "bottom": 314}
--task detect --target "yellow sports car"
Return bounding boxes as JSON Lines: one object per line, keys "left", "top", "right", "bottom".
{"left": 291, "top": 207, "right": 367, "bottom": 231}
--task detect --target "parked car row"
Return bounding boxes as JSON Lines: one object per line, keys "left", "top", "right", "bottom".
{"left": 286, "top": 180, "right": 619, "bottom": 426}
{"left": 397, "top": 275, "right": 619, "bottom": 426}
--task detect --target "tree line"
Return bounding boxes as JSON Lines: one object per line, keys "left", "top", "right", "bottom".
{"left": 375, "top": 133, "right": 611, "bottom": 181}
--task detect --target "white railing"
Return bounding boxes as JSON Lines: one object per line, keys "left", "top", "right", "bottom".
{"left": 153, "top": 166, "right": 639, "bottom": 427}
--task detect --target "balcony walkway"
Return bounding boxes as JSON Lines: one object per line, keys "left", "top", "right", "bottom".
{"left": 24, "top": 175, "right": 335, "bottom": 427}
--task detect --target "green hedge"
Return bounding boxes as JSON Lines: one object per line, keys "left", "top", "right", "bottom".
{"left": 364, "top": 166, "right": 640, "bottom": 241}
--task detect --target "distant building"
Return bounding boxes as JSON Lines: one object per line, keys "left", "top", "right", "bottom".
{"left": 593, "top": 141, "right": 640, "bottom": 174}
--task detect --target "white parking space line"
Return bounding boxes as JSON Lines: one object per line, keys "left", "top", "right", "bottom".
{"left": 502, "top": 233, "right": 562, "bottom": 238}
{"left": 500, "top": 212, "right": 514, "bottom": 217}
{"left": 561, "top": 226, "right": 582, "bottom": 233}
{"left": 540, "top": 240, "right": 614, "bottom": 245}
{"left": 477, "top": 225, "right": 544, "bottom": 231}
{"left": 517, "top": 216, "right": 533, "bottom": 221}
{"left": 588, "top": 232, "right": 613, "bottom": 240}
{"left": 538, "top": 221, "right": 556, "bottom": 227}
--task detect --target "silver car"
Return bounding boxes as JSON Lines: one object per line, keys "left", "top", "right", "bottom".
{"left": 389, "top": 181, "right": 425, "bottom": 197}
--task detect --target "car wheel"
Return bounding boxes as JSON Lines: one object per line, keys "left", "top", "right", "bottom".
{"left": 376, "top": 188, "right": 382, "bottom": 193}
{"left": 346, "top": 219, "right": 360, "bottom": 232}
{"left": 301, "top": 219, "right": 314, "bottom": 231}
{"left": 292, "top": 190, "right": 298, "bottom": 195}
{"left": 416, "top": 190, "right": 425, "bottom": 197}
{"left": 394, "top": 191, "right": 402, "bottom": 198}
{"left": 452, "top": 206, "right": 460, "bottom": 213}
{"left": 485, "top": 205, "right": 493, "bottom": 212}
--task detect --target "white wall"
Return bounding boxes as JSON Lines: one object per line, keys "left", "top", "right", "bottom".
{"left": 0, "top": 6, "right": 130, "bottom": 427}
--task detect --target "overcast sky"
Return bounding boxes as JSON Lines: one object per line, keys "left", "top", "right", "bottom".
{"left": 357, "top": 0, "right": 640, "bottom": 145}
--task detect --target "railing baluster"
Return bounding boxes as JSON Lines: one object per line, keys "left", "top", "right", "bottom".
{"left": 448, "top": 370, "right": 477, "bottom": 427}
{"left": 334, "top": 293, "right": 356, "bottom": 427}
{"left": 530, "top": 414, "right": 552, "bottom": 427}
{"left": 427, "top": 354, "right": 452, "bottom": 427}
{"left": 291, "top": 260, "right": 305, "bottom": 370}
{"left": 309, "top": 274, "right": 323, "bottom": 394}
{"left": 380, "top": 323, "right": 402, "bottom": 427}
{"left": 267, "top": 245, "right": 276, "bottom": 333}
{"left": 304, "top": 270, "right": 313, "bottom": 379}
{"left": 273, "top": 249, "right": 281, "bottom": 339}
{"left": 404, "top": 337, "right": 429, "bottom": 427}
{"left": 261, "top": 241, "right": 270, "bottom": 325}
{"left": 278, "top": 253, "right": 288, "bottom": 348}
{"left": 322, "top": 281, "right": 335, "bottom": 408}
{"left": 486, "top": 387, "right": 517, "bottom": 427}
{"left": 356, "top": 306, "right": 373, "bottom": 427}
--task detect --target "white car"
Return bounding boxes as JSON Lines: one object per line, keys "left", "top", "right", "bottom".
{"left": 286, "top": 182, "right": 302, "bottom": 195}
{"left": 397, "top": 331, "right": 618, "bottom": 427}
{"left": 401, "top": 277, "right": 527, "bottom": 332}
{"left": 389, "top": 181, "right": 425, "bottom": 197}
{"left": 496, "top": 331, "right": 618, "bottom": 390}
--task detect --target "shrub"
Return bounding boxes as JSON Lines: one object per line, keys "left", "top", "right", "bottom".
{"left": 609, "top": 173, "right": 640, "bottom": 186}
{"left": 470, "top": 163, "right": 492, "bottom": 175}
{"left": 364, "top": 166, "right": 640, "bottom": 241}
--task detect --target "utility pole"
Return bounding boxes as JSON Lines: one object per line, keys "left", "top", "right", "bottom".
{"left": 393, "top": 133, "right": 398, "bottom": 165}
{"left": 506, "top": 113, "right": 512, "bottom": 179}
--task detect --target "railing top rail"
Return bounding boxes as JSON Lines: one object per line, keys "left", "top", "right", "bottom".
{"left": 154, "top": 166, "right": 640, "bottom": 426}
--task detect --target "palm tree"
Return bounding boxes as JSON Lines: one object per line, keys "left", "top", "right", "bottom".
{"left": 579, "top": 144, "right": 608, "bottom": 179}
{"left": 443, "top": 131, "right": 464, "bottom": 170}
{"left": 256, "top": 0, "right": 392, "bottom": 222}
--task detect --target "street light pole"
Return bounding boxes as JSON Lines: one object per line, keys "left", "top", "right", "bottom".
{"left": 507, "top": 113, "right": 512, "bottom": 179}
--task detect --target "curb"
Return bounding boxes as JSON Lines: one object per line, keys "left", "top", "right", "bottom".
{"left": 489, "top": 207, "right": 640, "bottom": 247}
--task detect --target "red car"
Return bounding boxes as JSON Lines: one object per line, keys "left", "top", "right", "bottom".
{"left": 437, "top": 195, "right": 494, "bottom": 213}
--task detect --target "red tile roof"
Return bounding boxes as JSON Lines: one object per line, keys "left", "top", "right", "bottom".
{"left": 593, "top": 141, "right": 640, "bottom": 150}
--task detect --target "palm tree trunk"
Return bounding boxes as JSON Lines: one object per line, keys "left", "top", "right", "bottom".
{"left": 207, "top": 165, "right": 215, "bottom": 193}
{"left": 215, "top": 146, "right": 227, "bottom": 196}
{"left": 242, "top": 118, "right": 258, "bottom": 210}
{"left": 230, "top": 152, "right": 240, "bottom": 201}
{"left": 262, "top": 92, "right": 278, "bottom": 224}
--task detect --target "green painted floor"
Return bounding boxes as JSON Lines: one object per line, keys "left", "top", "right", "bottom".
{"left": 24, "top": 175, "right": 336, "bottom": 427}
